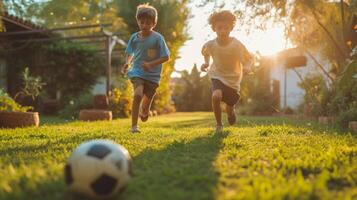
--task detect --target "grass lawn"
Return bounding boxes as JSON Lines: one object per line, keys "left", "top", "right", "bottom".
{"left": 0, "top": 112, "right": 356, "bottom": 200}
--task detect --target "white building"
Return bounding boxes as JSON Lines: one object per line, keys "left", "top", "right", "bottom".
{"left": 269, "top": 47, "right": 331, "bottom": 109}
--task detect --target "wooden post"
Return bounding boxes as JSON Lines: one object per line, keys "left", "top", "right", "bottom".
{"left": 106, "top": 35, "right": 112, "bottom": 96}
{"left": 284, "top": 67, "right": 287, "bottom": 109}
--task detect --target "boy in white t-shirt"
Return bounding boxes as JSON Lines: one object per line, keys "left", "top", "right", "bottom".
{"left": 201, "top": 10, "right": 253, "bottom": 133}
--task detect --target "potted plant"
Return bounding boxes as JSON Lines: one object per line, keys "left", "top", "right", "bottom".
{"left": 0, "top": 68, "right": 44, "bottom": 128}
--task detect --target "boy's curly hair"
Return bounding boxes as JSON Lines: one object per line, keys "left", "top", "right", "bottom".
{"left": 208, "top": 10, "right": 236, "bottom": 29}
{"left": 136, "top": 3, "right": 158, "bottom": 24}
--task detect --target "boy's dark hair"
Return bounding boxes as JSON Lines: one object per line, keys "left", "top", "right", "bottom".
{"left": 136, "top": 3, "right": 158, "bottom": 24}
{"left": 208, "top": 10, "right": 236, "bottom": 29}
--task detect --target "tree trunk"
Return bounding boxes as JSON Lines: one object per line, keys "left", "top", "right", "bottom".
{"left": 304, "top": 48, "right": 334, "bottom": 84}
{"left": 310, "top": 9, "right": 348, "bottom": 59}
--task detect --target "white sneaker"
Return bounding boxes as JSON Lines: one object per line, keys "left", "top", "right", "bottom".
{"left": 130, "top": 126, "right": 141, "bottom": 133}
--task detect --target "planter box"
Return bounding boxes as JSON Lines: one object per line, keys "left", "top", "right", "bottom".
{"left": 349, "top": 121, "right": 357, "bottom": 134}
{"left": 79, "top": 109, "right": 112, "bottom": 121}
{"left": 318, "top": 116, "right": 336, "bottom": 125}
{"left": 0, "top": 111, "right": 40, "bottom": 128}
{"left": 93, "top": 95, "right": 109, "bottom": 109}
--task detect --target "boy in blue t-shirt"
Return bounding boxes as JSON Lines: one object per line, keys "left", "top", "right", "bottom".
{"left": 122, "top": 3, "right": 170, "bottom": 133}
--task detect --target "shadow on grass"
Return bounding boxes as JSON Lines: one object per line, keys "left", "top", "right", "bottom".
{"left": 156, "top": 118, "right": 215, "bottom": 129}
{"left": 0, "top": 134, "right": 100, "bottom": 166}
{"left": 0, "top": 178, "right": 76, "bottom": 200}
{"left": 0, "top": 131, "right": 229, "bottom": 200}
{"left": 121, "top": 131, "right": 228, "bottom": 200}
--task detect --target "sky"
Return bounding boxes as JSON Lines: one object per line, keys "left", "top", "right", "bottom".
{"left": 173, "top": 1, "right": 289, "bottom": 75}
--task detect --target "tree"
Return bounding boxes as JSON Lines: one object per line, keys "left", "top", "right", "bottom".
{"left": 2, "top": 0, "right": 128, "bottom": 51}
{"left": 173, "top": 65, "right": 211, "bottom": 111}
{"left": 34, "top": 0, "right": 127, "bottom": 36}
{"left": 0, "top": 0, "right": 3, "bottom": 32}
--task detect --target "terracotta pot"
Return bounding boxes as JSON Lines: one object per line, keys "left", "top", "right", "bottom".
{"left": 0, "top": 111, "right": 40, "bottom": 128}
{"left": 79, "top": 109, "right": 112, "bottom": 121}
{"left": 93, "top": 95, "right": 109, "bottom": 109}
{"left": 349, "top": 121, "right": 357, "bottom": 134}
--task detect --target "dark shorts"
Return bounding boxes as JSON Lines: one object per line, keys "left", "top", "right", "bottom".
{"left": 130, "top": 77, "right": 159, "bottom": 99}
{"left": 211, "top": 79, "right": 240, "bottom": 106}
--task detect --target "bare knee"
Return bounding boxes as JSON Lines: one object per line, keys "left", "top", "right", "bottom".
{"left": 212, "top": 90, "right": 222, "bottom": 102}
{"left": 133, "top": 91, "right": 143, "bottom": 100}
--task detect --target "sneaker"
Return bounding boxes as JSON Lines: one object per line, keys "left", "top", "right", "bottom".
{"left": 130, "top": 126, "right": 141, "bottom": 133}
{"left": 227, "top": 112, "right": 236, "bottom": 125}
{"left": 215, "top": 125, "right": 223, "bottom": 134}
{"left": 140, "top": 113, "right": 149, "bottom": 122}
{"left": 140, "top": 108, "right": 149, "bottom": 122}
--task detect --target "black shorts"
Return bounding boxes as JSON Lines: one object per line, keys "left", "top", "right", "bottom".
{"left": 130, "top": 77, "right": 158, "bottom": 99}
{"left": 211, "top": 79, "right": 240, "bottom": 106}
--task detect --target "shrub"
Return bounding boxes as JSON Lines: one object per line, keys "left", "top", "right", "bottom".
{"left": 14, "top": 67, "right": 45, "bottom": 101}
{"left": 283, "top": 107, "right": 295, "bottom": 114}
{"left": 0, "top": 89, "right": 32, "bottom": 112}
{"left": 42, "top": 42, "right": 103, "bottom": 103}
{"left": 336, "top": 107, "right": 357, "bottom": 128}
{"left": 59, "top": 91, "right": 93, "bottom": 119}
{"left": 109, "top": 88, "right": 132, "bottom": 118}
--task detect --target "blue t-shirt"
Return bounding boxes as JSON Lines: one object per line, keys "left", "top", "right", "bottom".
{"left": 125, "top": 31, "right": 170, "bottom": 84}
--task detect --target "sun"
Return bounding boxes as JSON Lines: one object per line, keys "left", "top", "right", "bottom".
{"left": 255, "top": 26, "right": 288, "bottom": 56}
{"left": 232, "top": 25, "right": 288, "bottom": 56}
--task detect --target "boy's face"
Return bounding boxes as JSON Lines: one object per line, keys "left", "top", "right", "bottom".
{"left": 213, "top": 21, "right": 233, "bottom": 38}
{"left": 137, "top": 18, "right": 156, "bottom": 32}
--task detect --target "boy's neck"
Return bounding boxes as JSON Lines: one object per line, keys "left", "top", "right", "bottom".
{"left": 140, "top": 30, "right": 153, "bottom": 38}
{"left": 216, "top": 36, "right": 232, "bottom": 46}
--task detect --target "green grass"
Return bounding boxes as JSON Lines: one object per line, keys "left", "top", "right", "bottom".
{"left": 0, "top": 112, "right": 356, "bottom": 200}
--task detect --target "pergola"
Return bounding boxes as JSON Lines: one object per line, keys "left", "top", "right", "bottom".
{"left": 0, "top": 12, "right": 126, "bottom": 95}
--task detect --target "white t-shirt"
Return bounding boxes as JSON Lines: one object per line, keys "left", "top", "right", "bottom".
{"left": 202, "top": 38, "right": 252, "bottom": 91}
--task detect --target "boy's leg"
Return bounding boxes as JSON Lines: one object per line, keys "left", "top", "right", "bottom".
{"left": 140, "top": 80, "right": 158, "bottom": 122}
{"left": 212, "top": 89, "right": 223, "bottom": 127}
{"left": 221, "top": 86, "right": 239, "bottom": 126}
{"left": 226, "top": 104, "right": 236, "bottom": 125}
{"left": 140, "top": 94, "right": 155, "bottom": 122}
{"left": 132, "top": 84, "right": 144, "bottom": 131}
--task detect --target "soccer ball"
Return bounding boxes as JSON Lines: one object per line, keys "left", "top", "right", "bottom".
{"left": 64, "top": 140, "right": 133, "bottom": 199}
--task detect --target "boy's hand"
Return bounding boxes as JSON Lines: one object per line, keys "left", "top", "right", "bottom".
{"left": 243, "top": 68, "right": 254, "bottom": 76}
{"left": 142, "top": 61, "right": 152, "bottom": 71}
{"left": 201, "top": 63, "right": 209, "bottom": 72}
{"left": 121, "top": 63, "right": 130, "bottom": 75}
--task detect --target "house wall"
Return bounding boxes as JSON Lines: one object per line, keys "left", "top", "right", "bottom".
{"left": 92, "top": 76, "right": 107, "bottom": 95}
{"left": 270, "top": 50, "right": 329, "bottom": 109}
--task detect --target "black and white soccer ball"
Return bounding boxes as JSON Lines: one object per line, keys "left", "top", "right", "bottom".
{"left": 64, "top": 140, "right": 133, "bottom": 199}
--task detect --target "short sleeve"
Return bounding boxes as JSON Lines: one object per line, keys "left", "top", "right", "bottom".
{"left": 158, "top": 35, "right": 170, "bottom": 57}
{"left": 125, "top": 34, "right": 135, "bottom": 55}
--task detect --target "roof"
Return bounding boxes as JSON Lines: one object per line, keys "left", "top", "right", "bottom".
{"left": 1, "top": 11, "right": 43, "bottom": 31}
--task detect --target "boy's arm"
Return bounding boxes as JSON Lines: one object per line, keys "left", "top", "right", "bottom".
{"left": 201, "top": 44, "right": 210, "bottom": 72}
{"left": 121, "top": 54, "right": 133, "bottom": 74}
{"left": 201, "top": 55, "right": 210, "bottom": 72}
{"left": 142, "top": 56, "right": 170, "bottom": 71}
{"left": 142, "top": 36, "right": 170, "bottom": 71}
{"left": 240, "top": 44, "right": 254, "bottom": 75}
